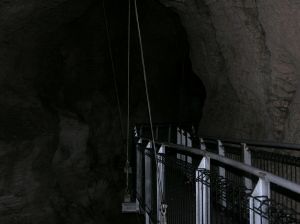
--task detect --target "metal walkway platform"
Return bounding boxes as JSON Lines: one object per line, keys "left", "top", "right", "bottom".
{"left": 127, "top": 124, "right": 300, "bottom": 224}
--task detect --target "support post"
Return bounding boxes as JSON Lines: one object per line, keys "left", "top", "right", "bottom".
{"left": 200, "top": 138, "right": 206, "bottom": 151}
{"left": 196, "top": 156, "right": 211, "bottom": 224}
{"left": 187, "top": 132, "right": 192, "bottom": 147}
{"left": 218, "top": 140, "right": 225, "bottom": 177}
{"left": 182, "top": 130, "right": 186, "bottom": 146}
{"left": 136, "top": 138, "right": 143, "bottom": 209}
{"left": 145, "top": 141, "right": 152, "bottom": 224}
{"left": 176, "top": 128, "right": 186, "bottom": 161}
{"left": 181, "top": 130, "right": 186, "bottom": 160}
{"left": 249, "top": 178, "right": 270, "bottom": 224}
{"left": 242, "top": 143, "right": 253, "bottom": 190}
{"left": 187, "top": 132, "right": 192, "bottom": 163}
{"left": 157, "top": 145, "right": 165, "bottom": 223}
{"left": 218, "top": 140, "right": 226, "bottom": 207}
{"left": 134, "top": 126, "right": 138, "bottom": 138}
{"left": 177, "top": 127, "right": 182, "bottom": 145}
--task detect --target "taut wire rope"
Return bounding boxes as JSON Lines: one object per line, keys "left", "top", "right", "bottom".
{"left": 126, "top": 0, "right": 131, "bottom": 193}
{"left": 133, "top": 0, "right": 165, "bottom": 203}
{"left": 102, "top": 0, "right": 125, "bottom": 142}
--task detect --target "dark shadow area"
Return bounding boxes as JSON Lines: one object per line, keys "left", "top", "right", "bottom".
{"left": 0, "top": 0, "right": 205, "bottom": 223}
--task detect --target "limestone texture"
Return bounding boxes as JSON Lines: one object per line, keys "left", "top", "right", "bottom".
{"left": 161, "top": 0, "right": 300, "bottom": 142}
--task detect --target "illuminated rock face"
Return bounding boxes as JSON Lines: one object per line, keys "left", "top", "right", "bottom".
{"left": 161, "top": 0, "right": 300, "bottom": 142}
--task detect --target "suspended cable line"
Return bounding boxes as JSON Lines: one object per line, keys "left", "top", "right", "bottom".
{"left": 133, "top": 0, "right": 165, "bottom": 205}
{"left": 126, "top": 0, "right": 131, "bottom": 193}
{"left": 102, "top": 0, "right": 125, "bottom": 142}
{"left": 103, "top": 0, "right": 166, "bottom": 215}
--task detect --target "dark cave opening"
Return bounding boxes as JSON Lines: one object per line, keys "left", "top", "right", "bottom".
{"left": 0, "top": 0, "right": 206, "bottom": 223}
{"left": 1, "top": 0, "right": 300, "bottom": 223}
{"left": 35, "top": 0, "right": 206, "bottom": 127}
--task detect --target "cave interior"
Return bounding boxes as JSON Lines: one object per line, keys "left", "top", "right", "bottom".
{"left": 1, "top": 0, "right": 300, "bottom": 223}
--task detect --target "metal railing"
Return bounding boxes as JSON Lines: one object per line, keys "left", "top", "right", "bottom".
{"left": 133, "top": 124, "right": 300, "bottom": 224}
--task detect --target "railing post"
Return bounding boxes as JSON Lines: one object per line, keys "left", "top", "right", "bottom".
{"left": 136, "top": 138, "right": 143, "bottom": 210}
{"left": 145, "top": 141, "right": 152, "bottom": 224}
{"left": 177, "top": 127, "right": 182, "bottom": 145}
{"left": 182, "top": 130, "right": 186, "bottom": 146}
{"left": 196, "top": 156, "right": 211, "bottom": 224}
{"left": 187, "top": 132, "right": 192, "bottom": 147}
{"left": 157, "top": 145, "right": 165, "bottom": 223}
{"left": 218, "top": 140, "right": 226, "bottom": 207}
{"left": 249, "top": 178, "right": 270, "bottom": 224}
{"left": 134, "top": 126, "right": 138, "bottom": 138}
{"left": 200, "top": 138, "right": 206, "bottom": 151}
{"left": 187, "top": 132, "right": 192, "bottom": 163}
{"left": 242, "top": 143, "right": 253, "bottom": 190}
{"left": 218, "top": 140, "right": 225, "bottom": 177}
{"left": 176, "top": 128, "right": 186, "bottom": 161}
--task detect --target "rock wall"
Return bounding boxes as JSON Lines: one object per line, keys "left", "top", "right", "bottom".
{"left": 161, "top": 0, "right": 300, "bottom": 142}
{"left": 0, "top": 0, "right": 204, "bottom": 223}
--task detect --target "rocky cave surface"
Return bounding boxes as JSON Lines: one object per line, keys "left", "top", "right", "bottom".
{"left": 0, "top": 0, "right": 203, "bottom": 223}
{"left": 162, "top": 0, "right": 300, "bottom": 142}
{"left": 1, "top": 0, "right": 300, "bottom": 223}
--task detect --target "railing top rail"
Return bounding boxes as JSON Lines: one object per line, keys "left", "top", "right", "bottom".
{"left": 136, "top": 123, "right": 194, "bottom": 129}
{"left": 136, "top": 122, "right": 194, "bottom": 125}
{"left": 203, "top": 136, "right": 300, "bottom": 151}
{"left": 136, "top": 123, "right": 300, "bottom": 151}
{"left": 139, "top": 138, "right": 300, "bottom": 195}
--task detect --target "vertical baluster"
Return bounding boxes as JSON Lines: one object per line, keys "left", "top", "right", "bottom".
{"left": 181, "top": 130, "right": 186, "bottom": 161}
{"left": 145, "top": 141, "right": 152, "bottom": 224}
{"left": 218, "top": 140, "right": 226, "bottom": 208}
{"left": 200, "top": 138, "right": 206, "bottom": 151}
{"left": 242, "top": 143, "right": 252, "bottom": 190}
{"left": 157, "top": 145, "right": 166, "bottom": 223}
{"left": 134, "top": 126, "right": 138, "bottom": 138}
{"left": 187, "top": 132, "right": 192, "bottom": 164}
{"left": 196, "top": 138, "right": 210, "bottom": 224}
{"left": 196, "top": 156, "right": 211, "bottom": 224}
{"left": 249, "top": 178, "right": 270, "bottom": 224}
{"left": 176, "top": 128, "right": 186, "bottom": 161}
{"left": 176, "top": 128, "right": 181, "bottom": 161}
{"left": 177, "top": 127, "right": 182, "bottom": 145}
{"left": 136, "top": 138, "right": 143, "bottom": 210}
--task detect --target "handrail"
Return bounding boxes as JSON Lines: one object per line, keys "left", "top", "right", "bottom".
{"left": 203, "top": 136, "right": 300, "bottom": 151}
{"left": 140, "top": 138, "right": 300, "bottom": 195}
{"left": 136, "top": 122, "right": 194, "bottom": 126}
{"left": 134, "top": 126, "right": 300, "bottom": 223}
{"left": 136, "top": 123, "right": 300, "bottom": 151}
{"left": 137, "top": 123, "right": 194, "bottom": 130}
